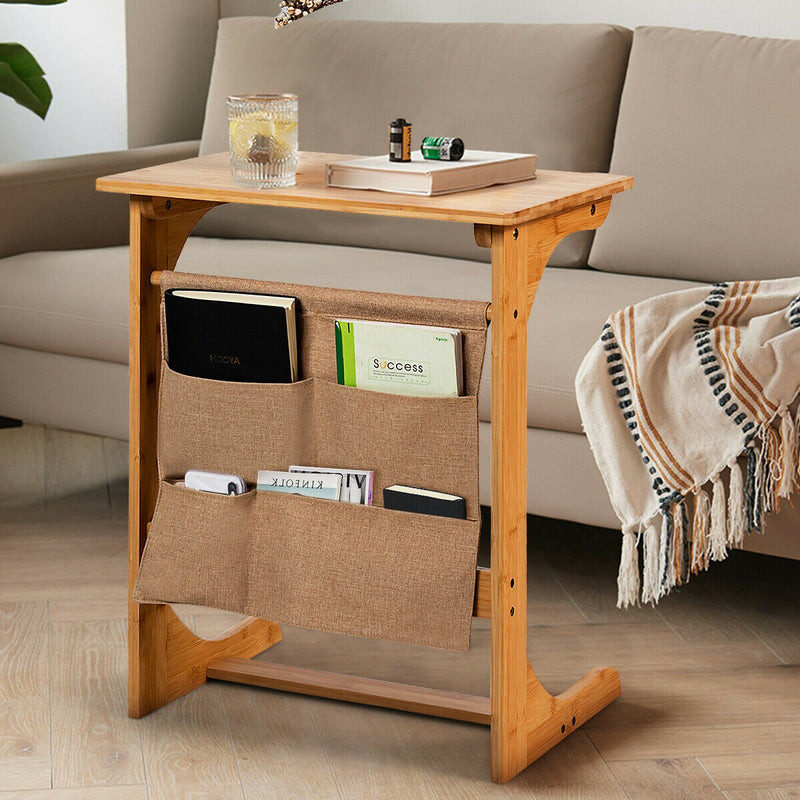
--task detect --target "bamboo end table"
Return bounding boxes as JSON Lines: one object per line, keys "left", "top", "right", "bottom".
{"left": 97, "top": 151, "right": 632, "bottom": 784}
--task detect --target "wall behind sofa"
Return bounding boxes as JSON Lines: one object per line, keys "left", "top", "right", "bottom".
{"left": 0, "top": 0, "right": 127, "bottom": 164}
{"left": 222, "top": 0, "right": 800, "bottom": 40}
{"left": 0, "top": 0, "right": 217, "bottom": 164}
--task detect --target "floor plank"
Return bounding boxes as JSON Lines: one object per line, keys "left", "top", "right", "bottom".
{"left": 400, "top": 713, "right": 534, "bottom": 799}
{"left": 654, "top": 579, "right": 762, "bottom": 645}
{"left": 530, "top": 623, "right": 779, "bottom": 695}
{"left": 311, "top": 700, "right": 436, "bottom": 800}
{"left": 219, "top": 683, "right": 341, "bottom": 800}
{"left": 49, "top": 619, "right": 144, "bottom": 789}
{"left": 700, "top": 752, "right": 800, "bottom": 791}
{"left": 529, "top": 518, "right": 655, "bottom": 625}
{"left": 0, "top": 787, "right": 148, "bottom": 799}
{"left": 0, "top": 424, "right": 45, "bottom": 506}
{"left": 588, "top": 721, "right": 800, "bottom": 762}
{"left": 607, "top": 757, "right": 724, "bottom": 799}
{"left": 520, "top": 732, "right": 628, "bottom": 799}
{"left": 43, "top": 429, "right": 108, "bottom": 511}
{"left": 102, "top": 437, "right": 129, "bottom": 524}
{"left": 605, "top": 664, "right": 800, "bottom": 699}
{"left": 704, "top": 554, "right": 800, "bottom": 665}
{"left": 0, "top": 517, "right": 127, "bottom": 605}
{"left": 140, "top": 685, "right": 244, "bottom": 800}
{"left": 47, "top": 595, "right": 129, "bottom": 624}
{"left": 584, "top": 666, "right": 800, "bottom": 729}
{"left": 724, "top": 790, "right": 800, "bottom": 800}
{"left": 0, "top": 602, "right": 50, "bottom": 791}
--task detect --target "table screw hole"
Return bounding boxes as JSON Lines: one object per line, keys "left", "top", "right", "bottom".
{"left": 513, "top": 309, "right": 518, "bottom": 319}
{"left": 513, "top": 228, "right": 519, "bottom": 240}
{"left": 572, "top": 716, "right": 577, "bottom": 726}
{"left": 510, "top": 607, "right": 515, "bottom": 616}
{"left": 165, "top": 199, "right": 172, "bottom": 211}
{"left": 561, "top": 724, "right": 566, "bottom": 734}
{"left": 510, "top": 578, "right": 515, "bottom": 588}
{"left": 590, "top": 204, "right": 596, "bottom": 215}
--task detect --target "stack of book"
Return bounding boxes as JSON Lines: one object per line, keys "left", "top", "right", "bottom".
{"left": 325, "top": 150, "right": 537, "bottom": 196}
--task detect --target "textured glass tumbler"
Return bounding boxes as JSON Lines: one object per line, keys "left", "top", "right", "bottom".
{"left": 227, "top": 94, "right": 298, "bottom": 188}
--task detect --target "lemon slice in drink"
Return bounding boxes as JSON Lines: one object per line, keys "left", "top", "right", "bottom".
{"left": 230, "top": 117, "right": 298, "bottom": 161}
{"left": 229, "top": 118, "right": 271, "bottom": 158}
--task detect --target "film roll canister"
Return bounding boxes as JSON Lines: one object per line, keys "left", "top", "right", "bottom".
{"left": 389, "top": 118, "right": 412, "bottom": 162}
{"left": 421, "top": 136, "right": 464, "bottom": 161}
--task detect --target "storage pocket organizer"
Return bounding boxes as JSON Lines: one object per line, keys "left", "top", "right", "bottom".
{"left": 133, "top": 271, "right": 489, "bottom": 652}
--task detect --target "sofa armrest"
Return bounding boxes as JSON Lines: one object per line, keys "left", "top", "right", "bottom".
{"left": 0, "top": 140, "right": 200, "bottom": 260}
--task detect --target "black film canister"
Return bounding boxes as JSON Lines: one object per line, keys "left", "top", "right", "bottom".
{"left": 389, "top": 118, "right": 412, "bottom": 162}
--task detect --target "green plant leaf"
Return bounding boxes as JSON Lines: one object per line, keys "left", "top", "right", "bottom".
{"left": 0, "top": 43, "right": 52, "bottom": 118}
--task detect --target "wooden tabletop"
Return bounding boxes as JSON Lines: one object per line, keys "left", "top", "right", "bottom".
{"left": 97, "top": 151, "right": 632, "bottom": 227}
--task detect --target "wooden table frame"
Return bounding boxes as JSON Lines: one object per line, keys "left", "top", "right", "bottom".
{"left": 97, "top": 152, "right": 632, "bottom": 784}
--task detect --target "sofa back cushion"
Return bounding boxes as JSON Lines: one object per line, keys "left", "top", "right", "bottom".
{"left": 196, "top": 17, "right": 631, "bottom": 267}
{"left": 590, "top": 26, "right": 800, "bottom": 281}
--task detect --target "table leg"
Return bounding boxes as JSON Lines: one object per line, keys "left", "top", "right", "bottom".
{"left": 127, "top": 196, "right": 281, "bottom": 718}
{"left": 484, "top": 201, "right": 621, "bottom": 783}
{"left": 490, "top": 221, "right": 531, "bottom": 782}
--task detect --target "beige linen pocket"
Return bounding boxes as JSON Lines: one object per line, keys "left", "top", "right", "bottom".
{"left": 157, "top": 366, "right": 314, "bottom": 483}
{"left": 135, "top": 481, "right": 480, "bottom": 651}
{"left": 133, "top": 481, "right": 255, "bottom": 613}
{"left": 313, "top": 380, "right": 481, "bottom": 519}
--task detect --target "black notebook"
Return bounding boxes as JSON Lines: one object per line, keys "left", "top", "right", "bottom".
{"left": 164, "top": 289, "right": 298, "bottom": 382}
{"left": 383, "top": 485, "right": 467, "bottom": 519}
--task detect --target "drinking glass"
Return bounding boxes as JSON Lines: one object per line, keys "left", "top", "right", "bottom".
{"left": 227, "top": 94, "right": 298, "bottom": 188}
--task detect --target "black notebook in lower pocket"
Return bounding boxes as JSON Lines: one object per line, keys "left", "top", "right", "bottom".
{"left": 164, "top": 289, "right": 298, "bottom": 382}
{"left": 383, "top": 485, "right": 467, "bottom": 519}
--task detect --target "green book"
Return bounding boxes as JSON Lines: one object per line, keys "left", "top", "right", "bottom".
{"left": 335, "top": 318, "right": 463, "bottom": 397}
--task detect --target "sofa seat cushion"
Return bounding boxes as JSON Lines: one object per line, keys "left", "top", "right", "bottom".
{"left": 0, "top": 246, "right": 131, "bottom": 364}
{"left": 591, "top": 26, "right": 800, "bottom": 281}
{"left": 0, "top": 237, "right": 698, "bottom": 433}
{"left": 481, "top": 268, "right": 700, "bottom": 432}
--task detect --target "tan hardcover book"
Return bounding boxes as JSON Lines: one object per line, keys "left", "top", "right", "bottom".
{"left": 325, "top": 150, "right": 537, "bottom": 196}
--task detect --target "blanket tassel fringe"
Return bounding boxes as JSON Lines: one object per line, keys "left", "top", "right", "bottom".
{"left": 641, "top": 523, "right": 660, "bottom": 605}
{"left": 728, "top": 458, "right": 746, "bottom": 548}
{"left": 617, "top": 404, "right": 799, "bottom": 608}
{"left": 690, "top": 488, "right": 710, "bottom": 574}
{"left": 617, "top": 527, "right": 640, "bottom": 609}
{"left": 708, "top": 475, "right": 728, "bottom": 562}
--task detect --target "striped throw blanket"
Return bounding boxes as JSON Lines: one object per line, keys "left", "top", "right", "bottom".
{"left": 576, "top": 279, "right": 800, "bottom": 607}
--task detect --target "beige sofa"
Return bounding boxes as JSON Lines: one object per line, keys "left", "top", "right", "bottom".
{"left": 2, "top": 20, "right": 798, "bottom": 558}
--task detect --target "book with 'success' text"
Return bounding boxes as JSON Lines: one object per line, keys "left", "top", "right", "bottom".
{"left": 325, "top": 150, "right": 537, "bottom": 196}
{"left": 335, "top": 318, "right": 463, "bottom": 397}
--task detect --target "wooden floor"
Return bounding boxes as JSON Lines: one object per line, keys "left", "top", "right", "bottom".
{"left": 1, "top": 424, "right": 799, "bottom": 799}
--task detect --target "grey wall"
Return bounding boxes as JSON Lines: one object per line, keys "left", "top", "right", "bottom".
{"left": 0, "top": 0, "right": 218, "bottom": 164}
{"left": 0, "top": 0, "right": 127, "bottom": 163}
{"left": 221, "top": 0, "right": 800, "bottom": 39}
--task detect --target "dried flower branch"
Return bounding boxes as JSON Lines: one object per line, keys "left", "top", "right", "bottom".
{"left": 275, "top": 0, "right": 347, "bottom": 28}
